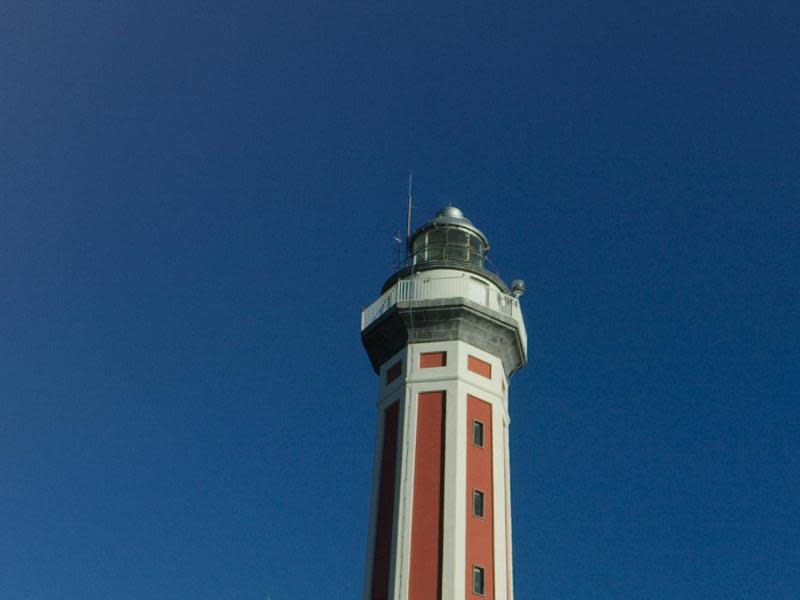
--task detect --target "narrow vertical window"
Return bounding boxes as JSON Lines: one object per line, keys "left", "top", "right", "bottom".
{"left": 473, "top": 489, "right": 485, "bottom": 518}
{"left": 472, "top": 566, "right": 485, "bottom": 595}
{"left": 472, "top": 420, "right": 484, "bottom": 447}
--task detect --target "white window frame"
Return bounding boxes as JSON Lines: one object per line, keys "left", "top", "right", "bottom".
{"left": 472, "top": 565, "right": 485, "bottom": 595}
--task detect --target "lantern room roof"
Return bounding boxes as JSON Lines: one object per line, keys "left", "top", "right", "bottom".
{"left": 409, "top": 206, "right": 489, "bottom": 249}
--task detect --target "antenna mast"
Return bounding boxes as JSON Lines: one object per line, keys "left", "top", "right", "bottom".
{"left": 405, "top": 171, "right": 413, "bottom": 247}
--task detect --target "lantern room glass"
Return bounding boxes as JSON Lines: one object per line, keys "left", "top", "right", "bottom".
{"left": 411, "top": 228, "right": 486, "bottom": 269}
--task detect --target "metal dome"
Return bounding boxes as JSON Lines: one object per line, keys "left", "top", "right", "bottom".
{"left": 409, "top": 206, "right": 489, "bottom": 248}
{"left": 439, "top": 206, "right": 464, "bottom": 219}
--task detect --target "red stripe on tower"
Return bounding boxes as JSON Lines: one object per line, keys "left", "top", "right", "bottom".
{"left": 467, "top": 395, "right": 494, "bottom": 598}
{"left": 371, "top": 402, "right": 399, "bottom": 600}
{"left": 386, "top": 361, "right": 402, "bottom": 384}
{"left": 409, "top": 391, "right": 446, "bottom": 599}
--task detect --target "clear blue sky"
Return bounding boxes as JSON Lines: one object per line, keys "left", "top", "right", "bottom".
{"left": 1, "top": 2, "right": 798, "bottom": 599}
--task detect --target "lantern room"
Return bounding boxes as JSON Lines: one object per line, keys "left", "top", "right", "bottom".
{"left": 409, "top": 206, "right": 489, "bottom": 269}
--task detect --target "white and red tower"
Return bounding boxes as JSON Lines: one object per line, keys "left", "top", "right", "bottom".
{"left": 361, "top": 207, "right": 527, "bottom": 600}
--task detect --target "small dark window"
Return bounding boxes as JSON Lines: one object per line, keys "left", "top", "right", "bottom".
{"left": 472, "top": 420, "right": 484, "bottom": 447}
{"left": 472, "top": 566, "right": 485, "bottom": 595}
{"left": 473, "top": 490, "right": 485, "bottom": 518}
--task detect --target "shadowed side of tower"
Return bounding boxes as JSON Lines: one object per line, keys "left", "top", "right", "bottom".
{"left": 361, "top": 207, "right": 527, "bottom": 600}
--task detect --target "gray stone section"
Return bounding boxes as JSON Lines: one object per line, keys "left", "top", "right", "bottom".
{"left": 361, "top": 298, "right": 527, "bottom": 378}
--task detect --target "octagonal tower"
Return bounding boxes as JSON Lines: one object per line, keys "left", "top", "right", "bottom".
{"left": 361, "top": 206, "right": 527, "bottom": 600}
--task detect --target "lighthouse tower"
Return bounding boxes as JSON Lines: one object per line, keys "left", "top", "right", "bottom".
{"left": 361, "top": 206, "right": 527, "bottom": 600}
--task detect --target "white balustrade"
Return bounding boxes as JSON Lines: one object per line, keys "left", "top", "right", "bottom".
{"left": 361, "top": 274, "right": 527, "bottom": 352}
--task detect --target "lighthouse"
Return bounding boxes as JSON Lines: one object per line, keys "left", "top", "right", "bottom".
{"left": 361, "top": 206, "right": 527, "bottom": 600}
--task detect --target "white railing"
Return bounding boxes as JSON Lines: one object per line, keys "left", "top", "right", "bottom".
{"left": 360, "top": 274, "right": 527, "bottom": 351}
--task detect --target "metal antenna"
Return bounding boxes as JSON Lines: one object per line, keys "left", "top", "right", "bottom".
{"left": 392, "top": 229, "right": 404, "bottom": 269}
{"left": 405, "top": 170, "right": 413, "bottom": 245}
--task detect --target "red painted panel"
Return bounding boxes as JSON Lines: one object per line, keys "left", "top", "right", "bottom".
{"left": 468, "top": 355, "right": 492, "bottom": 379}
{"left": 420, "top": 351, "right": 447, "bottom": 368}
{"left": 386, "top": 361, "right": 402, "bottom": 384}
{"left": 466, "top": 395, "right": 494, "bottom": 598}
{"left": 371, "top": 402, "right": 399, "bottom": 600}
{"left": 409, "top": 391, "right": 446, "bottom": 600}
